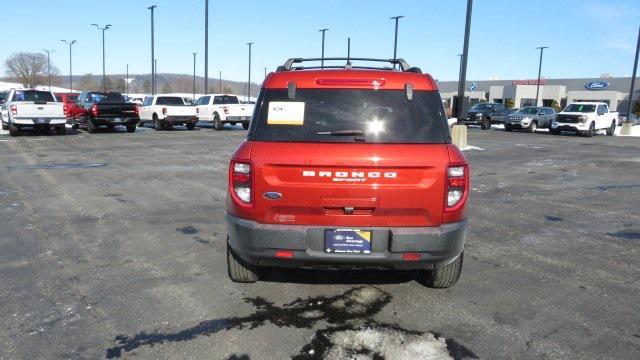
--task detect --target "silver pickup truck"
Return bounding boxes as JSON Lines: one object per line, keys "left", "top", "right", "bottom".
{"left": 1, "top": 89, "right": 66, "bottom": 136}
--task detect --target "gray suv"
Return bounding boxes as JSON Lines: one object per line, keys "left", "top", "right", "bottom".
{"left": 505, "top": 106, "right": 556, "bottom": 133}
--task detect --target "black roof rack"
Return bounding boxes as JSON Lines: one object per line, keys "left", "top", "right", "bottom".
{"left": 277, "top": 57, "right": 421, "bottom": 73}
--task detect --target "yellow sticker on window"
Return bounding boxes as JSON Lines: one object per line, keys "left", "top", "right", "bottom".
{"left": 267, "top": 101, "right": 305, "bottom": 125}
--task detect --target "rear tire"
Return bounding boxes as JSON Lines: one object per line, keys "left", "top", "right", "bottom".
{"left": 87, "top": 118, "right": 97, "bottom": 133}
{"left": 550, "top": 128, "right": 560, "bottom": 135}
{"left": 57, "top": 125, "right": 67, "bottom": 135}
{"left": 422, "top": 252, "right": 463, "bottom": 288}
{"left": 186, "top": 122, "right": 196, "bottom": 130}
{"left": 227, "top": 242, "right": 259, "bottom": 283}
{"left": 505, "top": 124, "right": 512, "bottom": 131}
{"left": 606, "top": 120, "right": 615, "bottom": 136}
{"left": 126, "top": 125, "right": 136, "bottom": 133}
{"left": 154, "top": 115, "right": 163, "bottom": 131}
{"left": 242, "top": 122, "right": 249, "bottom": 130}
{"left": 9, "top": 123, "right": 19, "bottom": 137}
{"left": 214, "top": 114, "right": 223, "bottom": 130}
{"left": 1, "top": 122, "right": 8, "bottom": 130}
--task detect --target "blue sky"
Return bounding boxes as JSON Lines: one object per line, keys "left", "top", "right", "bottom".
{"left": 1, "top": 0, "right": 638, "bottom": 82}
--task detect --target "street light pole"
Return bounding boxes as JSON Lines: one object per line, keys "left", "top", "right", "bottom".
{"left": 390, "top": 16, "right": 404, "bottom": 69}
{"left": 347, "top": 37, "right": 351, "bottom": 65}
{"left": 219, "top": 70, "right": 222, "bottom": 93}
{"left": 193, "top": 52, "right": 197, "bottom": 100}
{"left": 126, "top": 64, "right": 129, "bottom": 98}
{"left": 264, "top": 67, "right": 267, "bottom": 78}
{"left": 535, "top": 46, "right": 548, "bottom": 107}
{"left": 91, "top": 24, "right": 112, "bottom": 87}
{"left": 154, "top": 59, "right": 158, "bottom": 92}
{"left": 319, "top": 29, "right": 328, "bottom": 68}
{"left": 625, "top": 25, "right": 640, "bottom": 124}
{"left": 42, "top": 49, "right": 54, "bottom": 91}
{"left": 456, "top": 0, "right": 473, "bottom": 122}
{"left": 204, "top": 0, "right": 209, "bottom": 93}
{"left": 247, "top": 42, "right": 253, "bottom": 101}
{"left": 61, "top": 40, "right": 77, "bottom": 92}
{"left": 148, "top": 5, "right": 157, "bottom": 95}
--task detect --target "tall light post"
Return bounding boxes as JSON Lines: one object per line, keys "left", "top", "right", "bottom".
{"left": 319, "top": 29, "right": 328, "bottom": 68}
{"left": 264, "top": 67, "right": 267, "bottom": 78}
{"left": 204, "top": 0, "right": 209, "bottom": 94}
{"left": 457, "top": 53, "right": 463, "bottom": 82}
{"left": 535, "top": 46, "right": 548, "bottom": 107}
{"left": 455, "top": 0, "right": 473, "bottom": 122}
{"left": 61, "top": 40, "right": 77, "bottom": 92}
{"left": 247, "top": 42, "right": 253, "bottom": 101}
{"left": 625, "top": 25, "right": 639, "bottom": 124}
{"left": 193, "top": 52, "right": 197, "bottom": 100}
{"left": 390, "top": 16, "right": 404, "bottom": 69}
{"left": 219, "top": 70, "right": 222, "bottom": 93}
{"left": 154, "top": 58, "right": 158, "bottom": 92}
{"left": 42, "top": 49, "right": 54, "bottom": 91}
{"left": 91, "top": 23, "right": 111, "bottom": 87}
{"left": 125, "top": 64, "right": 129, "bottom": 98}
{"left": 148, "top": 5, "right": 157, "bottom": 95}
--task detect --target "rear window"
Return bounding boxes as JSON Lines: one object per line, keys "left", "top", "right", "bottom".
{"left": 213, "top": 95, "right": 239, "bottom": 104}
{"left": 12, "top": 90, "right": 55, "bottom": 102}
{"left": 156, "top": 97, "right": 185, "bottom": 106}
{"left": 87, "top": 92, "right": 124, "bottom": 103}
{"left": 249, "top": 89, "right": 449, "bottom": 144}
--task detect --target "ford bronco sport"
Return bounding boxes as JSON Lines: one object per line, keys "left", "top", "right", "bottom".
{"left": 226, "top": 58, "right": 469, "bottom": 288}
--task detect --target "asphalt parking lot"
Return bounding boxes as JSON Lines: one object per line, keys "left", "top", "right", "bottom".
{"left": 1, "top": 124, "right": 639, "bottom": 359}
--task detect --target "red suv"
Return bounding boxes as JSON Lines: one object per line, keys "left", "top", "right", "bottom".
{"left": 226, "top": 58, "right": 469, "bottom": 288}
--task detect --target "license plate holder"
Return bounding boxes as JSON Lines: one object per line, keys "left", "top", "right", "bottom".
{"left": 324, "top": 229, "right": 371, "bottom": 254}
{"left": 36, "top": 118, "right": 46, "bottom": 124}
{"left": 113, "top": 117, "right": 122, "bottom": 122}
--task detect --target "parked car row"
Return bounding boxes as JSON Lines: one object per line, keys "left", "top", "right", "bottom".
{"left": 461, "top": 101, "right": 620, "bottom": 138}
{"left": 0, "top": 89, "right": 255, "bottom": 136}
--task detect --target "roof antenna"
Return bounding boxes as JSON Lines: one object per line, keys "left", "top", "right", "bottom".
{"left": 346, "top": 37, "right": 352, "bottom": 69}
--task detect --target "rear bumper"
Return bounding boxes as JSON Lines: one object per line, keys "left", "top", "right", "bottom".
{"left": 11, "top": 117, "right": 66, "bottom": 126}
{"left": 162, "top": 116, "right": 197, "bottom": 124}
{"left": 224, "top": 116, "right": 251, "bottom": 123}
{"left": 92, "top": 117, "right": 139, "bottom": 126}
{"left": 226, "top": 214, "right": 466, "bottom": 270}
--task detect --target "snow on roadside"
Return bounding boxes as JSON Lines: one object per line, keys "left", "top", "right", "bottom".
{"left": 615, "top": 123, "right": 640, "bottom": 137}
{"left": 460, "top": 145, "right": 484, "bottom": 151}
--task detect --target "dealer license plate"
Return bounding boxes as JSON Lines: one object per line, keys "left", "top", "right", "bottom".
{"left": 324, "top": 229, "right": 371, "bottom": 254}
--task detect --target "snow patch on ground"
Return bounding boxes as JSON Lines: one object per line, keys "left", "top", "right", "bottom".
{"left": 460, "top": 145, "right": 484, "bottom": 151}
{"left": 615, "top": 123, "right": 640, "bottom": 137}
{"left": 324, "top": 327, "right": 453, "bottom": 360}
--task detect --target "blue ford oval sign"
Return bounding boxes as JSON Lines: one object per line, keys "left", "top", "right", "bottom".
{"left": 585, "top": 81, "right": 609, "bottom": 90}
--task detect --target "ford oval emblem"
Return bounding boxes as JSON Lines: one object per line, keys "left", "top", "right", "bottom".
{"left": 585, "top": 81, "right": 609, "bottom": 90}
{"left": 263, "top": 192, "right": 282, "bottom": 200}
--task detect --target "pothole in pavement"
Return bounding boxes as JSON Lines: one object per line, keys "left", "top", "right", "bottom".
{"left": 106, "top": 286, "right": 476, "bottom": 359}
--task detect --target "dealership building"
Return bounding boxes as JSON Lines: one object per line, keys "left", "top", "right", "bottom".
{"left": 437, "top": 77, "right": 638, "bottom": 112}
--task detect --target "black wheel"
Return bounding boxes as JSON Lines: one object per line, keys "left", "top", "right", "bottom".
{"left": 186, "top": 122, "right": 196, "bottom": 130}
{"left": 106, "top": 124, "right": 115, "bottom": 132}
{"left": 138, "top": 120, "right": 145, "bottom": 127}
{"left": 606, "top": 120, "right": 615, "bottom": 136}
{"left": 421, "top": 252, "right": 463, "bottom": 288}
{"left": 505, "top": 124, "right": 512, "bottom": 132}
{"left": 227, "top": 242, "right": 259, "bottom": 283}
{"left": 550, "top": 128, "right": 560, "bottom": 135}
{"left": 213, "top": 113, "right": 223, "bottom": 130}
{"left": 9, "top": 123, "right": 19, "bottom": 137}
{"left": 583, "top": 122, "right": 595, "bottom": 138}
{"left": 57, "top": 125, "right": 67, "bottom": 135}
{"left": 87, "top": 117, "right": 97, "bottom": 133}
{"left": 126, "top": 125, "right": 136, "bottom": 133}
{"left": 153, "top": 115, "right": 162, "bottom": 131}
{"left": 242, "top": 122, "right": 249, "bottom": 130}
{"left": 528, "top": 121, "right": 538, "bottom": 133}
{"left": 1, "top": 122, "right": 7, "bottom": 130}
{"left": 480, "top": 118, "right": 491, "bottom": 130}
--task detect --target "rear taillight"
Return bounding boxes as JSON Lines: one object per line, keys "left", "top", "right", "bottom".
{"left": 134, "top": 105, "right": 139, "bottom": 116}
{"left": 162, "top": 107, "right": 167, "bottom": 115}
{"left": 10, "top": 104, "right": 17, "bottom": 115}
{"left": 196, "top": 107, "right": 199, "bottom": 114}
{"left": 91, "top": 104, "right": 99, "bottom": 117}
{"left": 230, "top": 161, "right": 252, "bottom": 204}
{"left": 63, "top": 104, "right": 68, "bottom": 115}
{"left": 223, "top": 106, "right": 229, "bottom": 115}
{"left": 445, "top": 164, "right": 468, "bottom": 209}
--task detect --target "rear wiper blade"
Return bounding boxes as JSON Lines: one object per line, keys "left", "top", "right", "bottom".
{"left": 317, "top": 129, "right": 366, "bottom": 141}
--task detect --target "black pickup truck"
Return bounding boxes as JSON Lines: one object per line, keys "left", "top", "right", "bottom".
{"left": 462, "top": 102, "right": 511, "bottom": 130}
{"left": 71, "top": 92, "right": 139, "bottom": 133}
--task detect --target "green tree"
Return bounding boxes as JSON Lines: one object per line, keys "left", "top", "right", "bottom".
{"left": 78, "top": 74, "right": 97, "bottom": 91}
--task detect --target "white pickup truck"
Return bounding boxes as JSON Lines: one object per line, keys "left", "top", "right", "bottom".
{"left": 194, "top": 94, "right": 254, "bottom": 130}
{"left": 138, "top": 95, "right": 198, "bottom": 131}
{"left": 551, "top": 102, "right": 618, "bottom": 137}
{"left": 1, "top": 89, "right": 66, "bottom": 136}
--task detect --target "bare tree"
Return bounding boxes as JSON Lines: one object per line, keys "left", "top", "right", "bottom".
{"left": 4, "top": 52, "right": 58, "bottom": 87}
{"left": 78, "top": 74, "right": 98, "bottom": 91}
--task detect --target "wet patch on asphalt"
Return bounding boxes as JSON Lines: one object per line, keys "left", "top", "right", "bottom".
{"left": 6, "top": 162, "right": 108, "bottom": 170}
{"left": 594, "top": 183, "right": 640, "bottom": 191}
{"left": 177, "top": 226, "right": 199, "bottom": 235}
{"left": 545, "top": 216, "right": 564, "bottom": 222}
{"left": 105, "top": 286, "right": 475, "bottom": 359}
{"left": 606, "top": 231, "right": 640, "bottom": 241}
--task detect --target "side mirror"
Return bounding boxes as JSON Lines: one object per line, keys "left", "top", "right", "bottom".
{"left": 597, "top": 111, "right": 604, "bottom": 116}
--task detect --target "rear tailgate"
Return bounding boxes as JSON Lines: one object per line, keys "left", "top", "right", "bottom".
{"left": 15, "top": 103, "right": 64, "bottom": 119}
{"left": 227, "top": 104, "right": 254, "bottom": 117}
{"left": 251, "top": 142, "right": 448, "bottom": 227}
{"left": 166, "top": 105, "right": 196, "bottom": 117}
{"left": 97, "top": 103, "right": 137, "bottom": 117}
